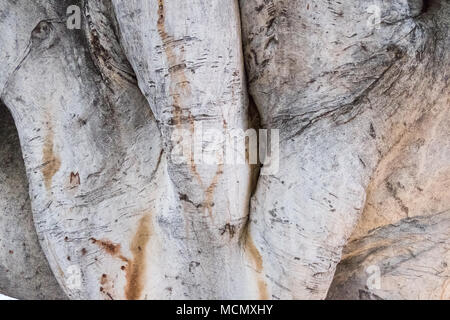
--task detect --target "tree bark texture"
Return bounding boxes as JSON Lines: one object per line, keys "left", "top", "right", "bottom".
{"left": 0, "top": 0, "right": 448, "bottom": 299}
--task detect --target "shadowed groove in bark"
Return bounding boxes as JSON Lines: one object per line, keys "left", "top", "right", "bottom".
{"left": 235, "top": 0, "right": 263, "bottom": 238}
{"left": 236, "top": 2, "right": 267, "bottom": 295}
{"left": 422, "top": 0, "right": 439, "bottom": 14}
{"left": 231, "top": 0, "right": 268, "bottom": 297}
{"left": 82, "top": 0, "right": 138, "bottom": 86}
{"left": 239, "top": 95, "right": 262, "bottom": 241}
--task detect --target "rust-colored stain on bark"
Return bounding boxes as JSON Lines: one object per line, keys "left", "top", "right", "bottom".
{"left": 99, "top": 273, "right": 115, "bottom": 300}
{"left": 157, "top": 0, "right": 187, "bottom": 128}
{"left": 157, "top": 0, "right": 166, "bottom": 34}
{"left": 42, "top": 124, "right": 61, "bottom": 190}
{"left": 204, "top": 163, "right": 224, "bottom": 217}
{"left": 90, "top": 238, "right": 128, "bottom": 262}
{"left": 100, "top": 274, "right": 108, "bottom": 285}
{"left": 157, "top": 0, "right": 193, "bottom": 131}
{"left": 157, "top": 0, "right": 182, "bottom": 125}
{"left": 157, "top": 0, "right": 204, "bottom": 187}
{"left": 124, "top": 214, "right": 152, "bottom": 300}
{"left": 156, "top": 0, "right": 226, "bottom": 220}
{"left": 245, "top": 234, "right": 269, "bottom": 300}
{"left": 91, "top": 214, "right": 152, "bottom": 300}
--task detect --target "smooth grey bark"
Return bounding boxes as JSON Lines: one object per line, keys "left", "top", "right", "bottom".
{"left": 0, "top": 103, "right": 65, "bottom": 299}
{"left": 112, "top": 0, "right": 257, "bottom": 299}
{"left": 1, "top": 0, "right": 164, "bottom": 299}
{"left": 240, "top": 0, "right": 449, "bottom": 298}
{"left": 350, "top": 96, "right": 450, "bottom": 239}
{"left": 327, "top": 211, "right": 450, "bottom": 300}
{"left": 328, "top": 80, "right": 450, "bottom": 299}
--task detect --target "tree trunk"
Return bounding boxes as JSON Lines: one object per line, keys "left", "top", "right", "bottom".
{"left": 0, "top": 0, "right": 448, "bottom": 299}
{"left": 240, "top": 0, "right": 449, "bottom": 299}
{"left": 0, "top": 103, "right": 65, "bottom": 299}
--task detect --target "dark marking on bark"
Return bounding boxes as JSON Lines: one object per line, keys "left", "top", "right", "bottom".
{"left": 188, "top": 261, "right": 200, "bottom": 273}
{"left": 70, "top": 172, "right": 81, "bottom": 186}
{"left": 98, "top": 270, "right": 115, "bottom": 299}
{"left": 78, "top": 118, "right": 87, "bottom": 126}
{"left": 359, "top": 156, "right": 366, "bottom": 168}
{"left": 255, "top": 4, "right": 264, "bottom": 13}
{"left": 422, "top": 0, "right": 437, "bottom": 14}
{"left": 220, "top": 223, "right": 236, "bottom": 238}
{"left": 179, "top": 193, "right": 202, "bottom": 208}
{"left": 88, "top": 29, "right": 109, "bottom": 66}
{"left": 385, "top": 181, "right": 410, "bottom": 215}
{"left": 369, "top": 123, "right": 377, "bottom": 139}
{"left": 31, "top": 21, "right": 53, "bottom": 41}
{"left": 359, "top": 289, "right": 384, "bottom": 300}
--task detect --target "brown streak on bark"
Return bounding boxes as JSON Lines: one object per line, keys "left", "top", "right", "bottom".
{"left": 125, "top": 214, "right": 152, "bottom": 300}
{"left": 42, "top": 117, "right": 61, "bottom": 191}
{"left": 157, "top": 0, "right": 203, "bottom": 185}
{"left": 91, "top": 214, "right": 152, "bottom": 300}
{"left": 90, "top": 238, "right": 128, "bottom": 262}
{"left": 245, "top": 234, "right": 268, "bottom": 299}
{"left": 157, "top": 0, "right": 185, "bottom": 128}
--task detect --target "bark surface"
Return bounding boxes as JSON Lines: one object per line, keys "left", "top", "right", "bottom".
{"left": 240, "top": 0, "right": 449, "bottom": 298}
{"left": 0, "top": 103, "right": 65, "bottom": 299}
{"left": 327, "top": 211, "right": 450, "bottom": 300}
{"left": 0, "top": 0, "right": 448, "bottom": 299}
